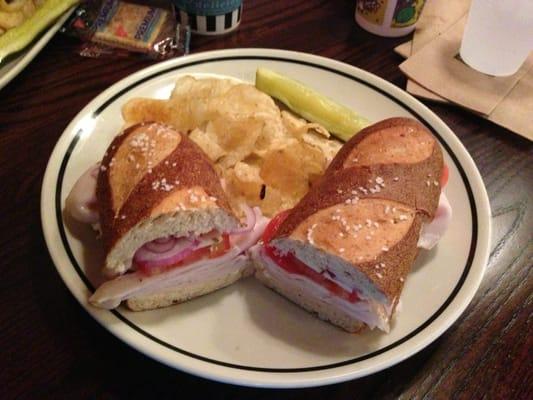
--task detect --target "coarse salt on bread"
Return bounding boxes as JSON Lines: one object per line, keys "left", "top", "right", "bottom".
{"left": 255, "top": 117, "right": 444, "bottom": 332}
{"left": 96, "top": 122, "right": 238, "bottom": 277}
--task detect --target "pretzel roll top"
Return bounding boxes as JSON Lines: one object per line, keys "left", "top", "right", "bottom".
{"left": 96, "top": 122, "right": 237, "bottom": 276}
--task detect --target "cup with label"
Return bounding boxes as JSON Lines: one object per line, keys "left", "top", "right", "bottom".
{"left": 355, "top": 0, "right": 427, "bottom": 37}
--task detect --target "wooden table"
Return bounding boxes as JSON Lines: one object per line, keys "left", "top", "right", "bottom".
{"left": 1, "top": 1, "right": 531, "bottom": 398}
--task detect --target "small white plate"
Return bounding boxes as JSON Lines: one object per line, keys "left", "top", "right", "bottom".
{"left": 0, "top": 9, "right": 73, "bottom": 91}
{"left": 41, "top": 49, "right": 491, "bottom": 388}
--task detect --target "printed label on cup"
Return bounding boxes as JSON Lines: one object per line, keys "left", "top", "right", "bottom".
{"left": 355, "top": 0, "right": 426, "bottom": 37}
{"left": 391, "top": 0, "right": 426, "bottom": 27}
{"left": 356, "top": 0, "right": 388, "bottom": 25}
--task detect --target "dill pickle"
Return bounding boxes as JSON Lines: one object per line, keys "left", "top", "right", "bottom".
{"left": 255, "top": 67, "right": 369, "bottom": 142}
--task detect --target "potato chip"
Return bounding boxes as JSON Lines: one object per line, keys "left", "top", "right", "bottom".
{"left": 224, "top": 162, "right": 264, "bottom": 215}
{"left": 228, "top": 162, "right": 263, "bottom": 198}
{"left": 260, "top": 145, "right": 310, "bottom": 200}
{"left": 209, "top": 116, "right": 262, "bottom": 168}
{"left": 189, "top": 126, "right": 226, "bottom": 162}
{"left": 259, "top": 185, "right": 286, "bottom": 216}
{"left": 121, "top": 76, "right": 342, "bottom": 217}
{"left": 301, "top": 130, "right": 342, "bottom": 164}
{"left": 122, "top": 98, "right": 174, "bottom": 127}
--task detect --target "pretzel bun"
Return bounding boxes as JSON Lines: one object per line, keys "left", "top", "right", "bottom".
{"left": 96, "top": 122, "right": 238, "bottom": 277}
{"left": 254, "top": 117, "right": 444, "bottom": 332}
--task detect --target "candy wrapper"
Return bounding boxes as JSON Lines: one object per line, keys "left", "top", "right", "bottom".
{"left": 62, "top": 0, "right": 190, "bottom": 59}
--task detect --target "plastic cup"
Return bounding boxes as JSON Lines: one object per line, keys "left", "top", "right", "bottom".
{"left": 355, "top": 0, "right": 427, "bottom": 37}
{"left": 460, "top": 0, "right": 533, "bottom": 76}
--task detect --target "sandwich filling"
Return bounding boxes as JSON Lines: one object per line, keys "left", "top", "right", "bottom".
{"left": 89, "top": 207, "right": 270, "bottom": 309}
{"left": 66, "top": 163, "right": 100, "bottom": 225}
{"left": 258, "top": 163, "right": 451, "bottom": 331}
{"left": 417, "top": 191, "right": 451, "bottom": 250}
{"left": 255, "top": 246, "right": 393, "bottom": 331}
{"left": 129, "top": 202, "right": 259, "bottom": 276}
{"left": 131, "top": 231, "right": 232, "bottom": 276}
{"left": 418, "top": 165, "right": 451, "bottom": 250}
{"left": 66, "top": 163, "right": 271, "bottom": 309}
{"left": 263, "top": 211, "right": 360, "bottom": 302}
{"left": 260, "top": 210, "right": 394, "bottom": 331}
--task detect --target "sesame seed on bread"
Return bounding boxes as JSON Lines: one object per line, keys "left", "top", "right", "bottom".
{"left": 96, "top": 122, "right": 238, "bottom": 277}
{"left": 262, "top": 117, "right": 443, "bottom": 331}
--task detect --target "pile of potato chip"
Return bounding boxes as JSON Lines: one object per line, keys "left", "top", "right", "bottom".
{"left": 122, "top": 76, "right": 342, "bottom": 217}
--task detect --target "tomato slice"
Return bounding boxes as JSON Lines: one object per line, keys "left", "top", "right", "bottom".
{"left": 137, "top": 233, "right": 231, "bottom": 276}
{"left": 209, "top": 233, "right": 231, "bottom": 258}
{"left": 262, "top": 209, "right": 291, "bottom": 244}
{"left": 440, "top": 164, "right": 449, "bottom": 188}
{"left": 181, "top": 246, "right": 211, "bottom": 265}
{"left": 263, "top": 210, "right": 359, "bottom": 303}
{"left": 137, "top": 263, "right": 171, "bottom": 276}
{"left": 264, "top": 246, "right": 359, "bottom": 302}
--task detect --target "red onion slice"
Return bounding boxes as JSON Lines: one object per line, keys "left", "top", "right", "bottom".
{"left": 154, "top": 237, "right": 173, "bottom": 244}
{"left": 229, "top": 204, "right": 256, "bottom": 234}
{"left": 144, "top": 237, "right": 177, "bottom": 253}
{"left": 90, "top": 211, "right": 271, "bottom": 309}
{"left": 134, "top": 237, "right": 198, "bottom": 269}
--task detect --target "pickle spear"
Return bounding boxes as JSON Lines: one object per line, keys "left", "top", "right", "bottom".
{"left": 0, "top": 0, "right": 78, "bottom": 63}
{"left": 255, "top": 67, "right": 369, "bottom": 142}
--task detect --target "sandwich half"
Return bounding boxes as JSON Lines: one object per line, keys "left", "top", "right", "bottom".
{"left": 252, "top": 117, "right": 450, "bottom": 332}
{"left": 66, "top": 122, "right": 268, "bottom": 310}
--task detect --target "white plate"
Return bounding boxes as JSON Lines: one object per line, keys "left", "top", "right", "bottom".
{"left": 0, "top": 9, "right": 73, "bottom": 91}
{"left": 41, "top": 49, "right": 491, "bottom": 388}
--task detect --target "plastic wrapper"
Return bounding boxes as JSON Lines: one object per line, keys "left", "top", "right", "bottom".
{"left": 62, "top": 0, "right": 190, "bottom": 59}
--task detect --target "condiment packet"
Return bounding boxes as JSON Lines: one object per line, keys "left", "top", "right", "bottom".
{"left": 62, "top": 0, "right": 190, "bottom": 59}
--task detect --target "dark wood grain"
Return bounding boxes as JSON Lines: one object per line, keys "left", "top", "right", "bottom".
{"left": 0, "top": 1, "right": 531, "bottom": 399}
